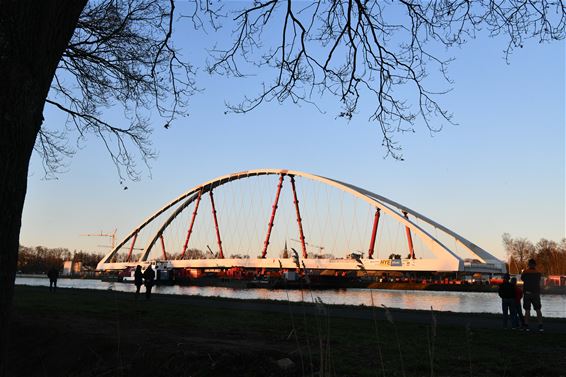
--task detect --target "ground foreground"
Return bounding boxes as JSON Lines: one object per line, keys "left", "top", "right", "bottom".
{"left": 7, "top": 286, "right": 566, "bottom": 377}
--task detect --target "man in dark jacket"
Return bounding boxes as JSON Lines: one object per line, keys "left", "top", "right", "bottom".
{"left": 498, "top": 273, "right": 518, "bottom": 329}
{"left": 47, "top": 267, "right": 59, "bottom": 292}
{"left": 134, "top": 265, "right": 143, "bottom": 298}
{"left": 521, "top": 258, "right": 543, "bottom": 332}
{"left": 143, "top": 265, "right": 156, "bottom": 299}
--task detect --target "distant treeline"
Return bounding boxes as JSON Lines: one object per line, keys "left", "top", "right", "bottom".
{"left": 503, "top": 233, "right": 566, "bottom": 275}
{"left": 18, "top": 245, "right": 101, "bottom": 274}
{"left": 19, "top": 236, "right": 566, "bottom": 276}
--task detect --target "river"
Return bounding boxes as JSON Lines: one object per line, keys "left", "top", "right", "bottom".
{"left": 16, "top": 276, "right": 566, "bottom": 318}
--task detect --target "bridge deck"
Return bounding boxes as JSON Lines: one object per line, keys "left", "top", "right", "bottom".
{"left": 97, "top": 257, "right": 502, "bottom": 273}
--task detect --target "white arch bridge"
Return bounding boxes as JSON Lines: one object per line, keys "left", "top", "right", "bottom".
{"left": 96, "top": 169, "right": 505, "bottom": 275}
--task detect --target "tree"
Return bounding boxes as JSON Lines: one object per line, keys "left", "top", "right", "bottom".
{"left": 17, "top": 245, "right": 81, "bottom": 273}
{"left": 535, "top": 238, "right": 560, "bottom": 275}
{"left": 503, "top": 234, "right": 566, "bottom": 275}
{"left": 209, "top": 0, "right": 566, "bottom": 159}
{"left": 1, "top": 0, "right": 193, "bottom": 369}
{"left": 72, "top": 250, "right": 103, "bottom": 269}
{"left": 502, "top": 233, "right": 535, "bottom": 273}
{"left": 0, "top": 0, "right": 564, "bottom": 372}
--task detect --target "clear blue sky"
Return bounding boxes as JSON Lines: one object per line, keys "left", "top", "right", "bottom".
{"left": 20, "top": 7, "right": 565, "bottom": 261}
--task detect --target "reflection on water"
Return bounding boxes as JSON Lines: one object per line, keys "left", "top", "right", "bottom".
{"left": 16, "top": 276, "right": 566, "bottom": 318}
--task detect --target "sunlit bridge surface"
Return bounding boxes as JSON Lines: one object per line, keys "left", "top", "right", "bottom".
{"left": 97, "top": 169, "right": 505, "bottom": 274}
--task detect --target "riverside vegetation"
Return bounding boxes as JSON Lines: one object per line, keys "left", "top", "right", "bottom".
{"left": 19, "top": 234, "right": 566, "bottom": 277}
{"left": 7, "top": 286, "right": 566, "bottom": 377}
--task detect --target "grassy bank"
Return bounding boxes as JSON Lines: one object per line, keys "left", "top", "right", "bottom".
{"left": 8, "top": 286, "right": 566, "bottom": 376}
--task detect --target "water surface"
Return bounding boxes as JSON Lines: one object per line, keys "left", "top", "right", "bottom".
{"left": 16, "top": 276, "right": 566, "bottom": 318}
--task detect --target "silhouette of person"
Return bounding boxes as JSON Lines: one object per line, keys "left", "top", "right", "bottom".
{"left": 47, "top": 267, "right": 59, "bottom": 292}
{"left": 521, "top": 258, "right": 543, "bottom": 332}
{"left": 143, "top": 265, "right": 156, "bottom": 299}
{"left": 134, "top": 265, "right": 143, "bottom": 298}
{"left": 510, "top": 277, "right": 526, "bottom": 329}
{"left": 498, "top": 273, "right": 518, "bottom": 329}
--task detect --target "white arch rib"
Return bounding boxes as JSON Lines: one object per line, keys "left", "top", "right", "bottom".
{"left": 97, "top": 169, "right": 501, "bottom": 271}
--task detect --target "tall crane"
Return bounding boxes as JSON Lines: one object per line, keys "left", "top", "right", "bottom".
{"left": 290, "top": 238, "right": 325, "bottom": 255}
{"left": 81, "top": 229, "right": 117, "bottom": 250}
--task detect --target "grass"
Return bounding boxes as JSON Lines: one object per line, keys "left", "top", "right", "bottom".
{"left": 8, "top": 285, "right": 566, "bottom": 376}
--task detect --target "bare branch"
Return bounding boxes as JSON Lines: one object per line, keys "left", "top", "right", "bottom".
{"left": 45, "top": 0, "right": 196, "bottom": 179}
{"left": 208, "top": 0, "right": 566, "bottom": 159}
{"left": 45, "top": 98, "right": 155, "bottom": 181}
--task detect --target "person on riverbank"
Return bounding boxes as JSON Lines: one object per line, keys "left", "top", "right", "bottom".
{"left": 521, "top": 258, "right": 543, "bottom": 332}
{"left": 134, "top": 265, "right": 143, "bottom": 298}
{"left": 510, "top": 277, "right": 526, "bottom": 329}
{"left": 498, "top": 273, "right": 518, "bottom": 329}
{"left": 143, "top": 265, "right": 156, "bottom": 299}
{"left": 47, "top": 267, "right": 59, "bottom": 292}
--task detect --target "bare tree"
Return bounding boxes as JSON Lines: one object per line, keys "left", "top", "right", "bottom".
{"left": 503, "top": 234, "right": 566, "bottom": 275}
{"left": 503, "top": 233, "right": 535, "bottom": 273}
{"left": 0, "top": 0, "right": 199, "bottom": 369}
{"left": 535, "top": 238, "right": 560, "bottom": 275}
{"left": 209, "top": 0, "right": 565, "bottom": 159}
{"left": 0, "top": 0, "right": 564, "bottom": 372}
{"left": 43, "top": 0, "right": 199, "bottom": 179}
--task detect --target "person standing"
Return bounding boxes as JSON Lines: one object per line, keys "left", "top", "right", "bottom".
{"left": 521, "top": 258, "right": 543, "bottom": 332}
{"left": 498, "top": 273, "right": 518, "bottom": 329}
{"left": 47, "top": 267, "right": 59, "bottom": 292}
{"left": 143, "top": 265, "right": 156, "bottom": 300}
{"left": 510, "top": 277, "right": 526, "bottom": 329}
{"left": 134, "top": 265, "right": 143, "bottom": 298}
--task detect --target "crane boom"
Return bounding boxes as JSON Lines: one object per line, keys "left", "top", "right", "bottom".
{"left": 290, "top": 238, "right": 325, "bottom": 251}
{"left": 81, "top": 229, "right": 117, "bottom": 250}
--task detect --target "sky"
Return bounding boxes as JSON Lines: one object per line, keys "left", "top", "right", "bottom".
{"left": 20, "top": 3, "right": 565, "bottom": 261}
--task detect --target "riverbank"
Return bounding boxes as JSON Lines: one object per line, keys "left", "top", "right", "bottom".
{"left": 18, "top": 274, "right": 566, "bottom": 294}
{"left": 7, "top": 286, "right": 566, "bottom": 376}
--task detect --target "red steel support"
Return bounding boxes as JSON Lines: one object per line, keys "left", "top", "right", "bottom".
{"left": 261, "top": 174, "right": 285, "bottom": 258}
{"left": 290, "top": 176, "right": 308, "bottom": 259}
{"left": 367, "top": 208, "right": 381, "bottom": 259}
{"left": 402, "top": 211, "right": 415, "bottom": 259}
{"left": 160, "top": 234, "right": 167, "bottom": 260}
{"left": 209, "top": 190, "right": 224, "bottom": 259}
{"left": 125, "top": 232, "right": 138, "bottom": 262}
{"left": 181, "top": 190, "right": 202, "bottom": 259}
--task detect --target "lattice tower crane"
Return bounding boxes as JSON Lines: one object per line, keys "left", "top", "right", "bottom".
{"left": 81, "top": 229, "right": 117, "bottom": 250}
{"left": 290, "top": 238, "right": 325, "bottom": 256}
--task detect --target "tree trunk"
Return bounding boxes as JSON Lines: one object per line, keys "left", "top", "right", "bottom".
{"left": 0, "top": 1, "right": 86, "bottom": 374}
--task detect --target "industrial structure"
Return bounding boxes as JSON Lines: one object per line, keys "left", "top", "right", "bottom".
{"left": 96, "top": 169, "right": 505, "bottom": 284}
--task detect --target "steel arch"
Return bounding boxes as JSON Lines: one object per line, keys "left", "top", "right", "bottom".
{"left": 97, "top": 169, "right": 504, "bottom": 272}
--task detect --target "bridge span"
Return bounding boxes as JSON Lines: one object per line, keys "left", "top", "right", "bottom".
{"left": 96, "top": 169, "right": 506, "bottom": 275}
